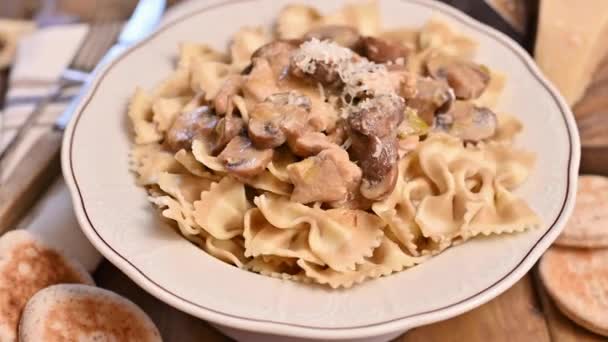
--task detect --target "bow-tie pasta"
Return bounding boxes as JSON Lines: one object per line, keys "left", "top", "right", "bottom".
{"left": 127, "top": 2, "right": 539, "bottom": 287}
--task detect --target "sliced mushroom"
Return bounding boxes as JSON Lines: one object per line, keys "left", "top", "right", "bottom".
{"left": 211, "top": 114, "right": 244, "bottom": 154}
{"left": 350, "top": 133, "right": 399, "bottom": 184}
{"left": 405, "top": 76, "right": 454, "bottom": 125}
{"left": 165, "top": 106, "right": 218, "bottom": 152}
{"left": 290, "top": 132, "right": 336, "bottom": 157}
{"left": 360, "top": 163, "right": 398, "bottom": 200}
{"left": 426, "top": 55, "right": 490, "bottom": 100}
{"left": 290, "top": 57, "right": 342, "bottom": 85}
{"left": 251, "top": 40, "right": 300, "bottom": 79}
{"left": 358, "top": 36, "right": 410, "bottom": 64}
{"left": 247, "top": 92, "right": 312, "bottom": 150}
{"left": 248, "top": 118, "right": 285, "bottom": 149}
{"left": 347, "top": 95, "right": 405, "bottom": 138}
{"left": 287, "top": 147, "right": 361, "bottom": 204}
{"left": 290, "top": 39, "right": 353, "bottom": 86}
{"left": 213, "top": 75, "right": 244, "bottom": 115}
{"left": 218, "top": 136, "right": 274, "bottom": 178}
{"left": 346, "top": 95, "right": 404, "bottom": 200}
{"left": 304, "top": 25, "right": 362, "bottom": 50}
{"left": 434, "top": 101, "right": 497, "bottom": 142}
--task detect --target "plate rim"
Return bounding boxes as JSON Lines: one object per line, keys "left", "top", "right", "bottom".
{"left": 61, "top": 0, "right": 581, "bottom": 338}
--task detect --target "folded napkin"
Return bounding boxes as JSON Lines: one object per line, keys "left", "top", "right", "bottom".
{"left": 0, "top": 0, "right": 208, "bottom": 273}
{"left": 0, "top": 23, "right": 102, "bottom": 272}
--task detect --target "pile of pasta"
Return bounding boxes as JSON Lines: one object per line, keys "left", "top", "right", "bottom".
{"left": 128, "top": 2, "right": 539, "bottom": 288}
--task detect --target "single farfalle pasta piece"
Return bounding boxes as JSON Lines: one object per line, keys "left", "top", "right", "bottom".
{"left": 229, "top": 26, "right": 271, "bottom": 70}
{"left": 174, "top": 149, "right": 221, "bottom": 181}
{"left": 203, "top": 236, "right": 248, "bottom": 268}
{"left": 413, "top": 134, "right": 538, "bottom": 242}
{"left": 150, "top": 172, "right": 213, "bottom": 238}
{"left": 319, "top": 1, "right": 381, "bottom": 36}
{"left": 493, "top": 114, "right": 523, "bottom": 143}
{"left": 149, "top": 195, "right": 203, "bottom": 238}
{"left": 244, "top": 171, "right": 293, "bottom": 196}
{"left": 275, "top": 4, "right": 321, "bottom": 39}
{"left": 418, "top": 18, "right": 477, "bottom": 58}
{"left": 255, "top": 194, "right": 385, "bottom": 272}
{"left": 152, "top": 68, "right": 192, "bottom": 98}
{"left": 152, "top": 96, "right": 189, "bottom": 132}
{"left": 243, "top": 208, "right": 324, "bottom": 265}
{"left": 157, "top": 172, "right": 212, "bottom": 206}
{"left": 128, "top": 88, "right": 162, "bottom": 144}
{"left": 474, "top": 70, "right": 506, "bottom": 109}
{"left": 178, "top": 42, "right": 227, "bottom": 70}
{"left": 193, "top": 177, "right": 251, "bottom": 240}
{"left": 130, "top": 144, "right": 183, "bottom": 185}
{"left": 460, "top": 183, "right": 541, "bottom": 240}
{"left": 190, "top": 61, "right": 236, "bottom": 101}
{"left": 192, "top": 139, "right": 227, "bottom": 173}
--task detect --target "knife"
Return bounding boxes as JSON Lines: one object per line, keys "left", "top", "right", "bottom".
{"left": 0, "top": 0, "right": 166, "bottom": 234}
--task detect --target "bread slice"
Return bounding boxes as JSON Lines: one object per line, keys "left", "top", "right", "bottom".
{"left": 539, "top": 247, "right": 608, "bottom": 336}
{"left": 19, "top": 284, "right": 162, "bottom": 342}
{"left": 555, "top": 175, "right": 608, "bottom": 248}
{"left": 0, "top": 230, "right": 93, "bottom": 342}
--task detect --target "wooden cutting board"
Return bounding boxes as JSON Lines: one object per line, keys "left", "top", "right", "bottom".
{"left": 575, "top": 52, "right": 608, "bottom": 176}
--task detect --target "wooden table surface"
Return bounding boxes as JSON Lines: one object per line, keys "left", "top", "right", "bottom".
{"left": 1, "top": 1, "right": 608, "bottom": 341}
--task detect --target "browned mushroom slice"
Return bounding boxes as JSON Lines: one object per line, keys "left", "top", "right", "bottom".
{"left": 291, "top": 132, "right": 336, "bottom": 157}
{"left": 247, "top": 92, "right": 312, "bottom": 150}
{"left": 346, "top": 95, "right": 403, "bottom": 200}
{"left": 303, "top": 25, "right": 362, "bottom": 50}
{"left": 426, "top": 56, "right": 490, "bottom": 100}
{"left": 435, "top": 101, "right": 498, "bottom": 142}
{"left": 248, "top": 118, "right": 286, "bottom": 149}
{"left": 280, "top": 112, "right": 314, "bottom": 156}
{"left": 360, "top": 163, "right": 399, "bottom": 200}
{"left": 165, "top": 106, "right": 218, "bottom": 152}
{"left": 349, "top": 133, "right": 399, "bottom": 200}
{"left": 350, "top": 133, "right": 398, "bottom": 182}
{"left": 251, "top": 40, "right": 301, "bottom": 79}
{"left": 405, "top": 77, "right": 454, "bottom": 125}
{"left": 218, "top": 136, "right": 274, "bottom": 178}
{"left": 358, "top": 36, "right": 411, "bottom": 64}
{"left": 290, "top": 39, "right": 353, "bottom": 86}
{"left": 210, "top": 114, "right": 244, "bottom": 154}
{"left": 347, "top": 95, "right": 405, "bottom": 138}
{"left": 213, "top": 75, "right": 244, "bottom": 115}
{"left": 287, "top": 148, "right": 361, "bottom": 204}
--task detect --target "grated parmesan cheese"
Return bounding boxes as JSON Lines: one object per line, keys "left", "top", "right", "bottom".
{"left": 338, "top": 60, "right": 394, "bottom": 99}
{"left": 292, "top": 38, "right": 353, "bottom": 74}
{"left": 291, "top": 37, "right": 404, "bottom": 119}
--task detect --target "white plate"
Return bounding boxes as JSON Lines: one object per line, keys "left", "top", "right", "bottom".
{"left": 62, "top": 0, "right": 580, "bottom": 341}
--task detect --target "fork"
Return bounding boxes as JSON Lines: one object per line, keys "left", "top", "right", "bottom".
{"left": 0, "top": 5, "right": 123, "bottom": 233}
{"left": 0, "top": 14, "right": 123, "bottom": 164}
